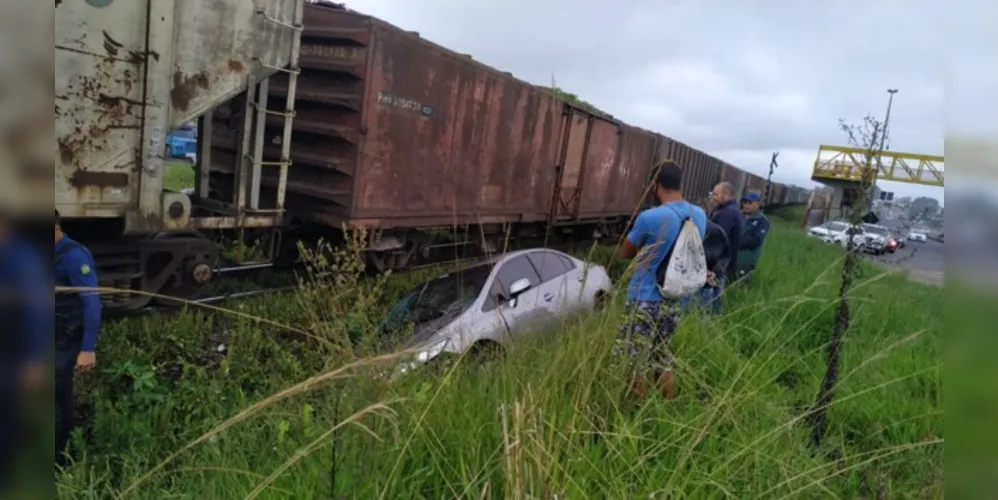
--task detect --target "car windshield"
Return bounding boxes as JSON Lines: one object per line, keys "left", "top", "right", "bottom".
{"left": 379, "top": 263, "right": 494, "bottom": 336}
{"left": 863, "top": 225, "right": 889, "bottom": 236}
{"left": 825, "top": 222, "right": 847, "bottom": 232}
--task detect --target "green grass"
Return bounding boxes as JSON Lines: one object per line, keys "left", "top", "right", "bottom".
{"left": 164, "top": 161, "right": 195, "bottom": 192}
{"left": 57, "top": 211, "right": 943, "bottom": 499}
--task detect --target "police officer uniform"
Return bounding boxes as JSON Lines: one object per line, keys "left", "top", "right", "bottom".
{"left": 54, "top": 212, "right": 101, "bottom": 467}
{"left": 0, "top": 230, "right": 49, "bottom": 484}
{"left": 736, "top": 192, "right": 771, "bottom": 284}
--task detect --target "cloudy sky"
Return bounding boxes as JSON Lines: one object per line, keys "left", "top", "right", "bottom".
{"left": 338, "top": 0, "right": 950, "bottom": 203}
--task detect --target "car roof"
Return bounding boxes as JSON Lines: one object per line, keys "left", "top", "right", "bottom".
{"left": 485, "top": 247, "right": 576, "bottom": 266}
{"left": 436, "top": 248, "right": 578, "bottom": 281}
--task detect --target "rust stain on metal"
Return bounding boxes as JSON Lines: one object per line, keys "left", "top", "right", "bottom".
{"left": 58, "top": 138, "right": 82, "bottom": 165}
{"left": 98, "top": 93, "right": 143, "bottom": 108}
{"left": 126, "top": 50, "right": 159, "bottom": 65}
{"left": 170, "top": 71, "right": 210, "bottom": 111}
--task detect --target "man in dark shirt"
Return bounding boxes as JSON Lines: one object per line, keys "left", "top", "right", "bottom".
{"left": 54, "top": 210, "right": 102, "bottom": 467}
{"left": 702, "top": 182, "right": 743, "bottom": 315}
{"left": 682, "top": 219, "right": 731, "bottom": 315}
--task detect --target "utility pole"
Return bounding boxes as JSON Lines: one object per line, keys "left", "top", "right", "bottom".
{"left": 868, "top": 89, "right": 898, "bottom": 213}
{"left": 882, "top": 89, "right": 898, "bottom": 150}
{"left": 764, "top": 151, "right": 779, "bottom": 205}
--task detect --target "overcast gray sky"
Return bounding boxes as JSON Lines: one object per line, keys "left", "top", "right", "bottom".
{"left": 340, "top": 0, "right": 949, "bottom": 203}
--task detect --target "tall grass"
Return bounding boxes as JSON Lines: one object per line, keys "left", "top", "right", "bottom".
{"left": 57, "top": 211, "right": 942, "bottom": 499}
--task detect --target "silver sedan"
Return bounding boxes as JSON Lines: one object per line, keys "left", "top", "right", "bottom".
{"left": 380, "top": 248, "right": 614, "bottom": 376}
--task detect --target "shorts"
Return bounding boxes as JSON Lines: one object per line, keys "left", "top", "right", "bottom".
{"left": 614, "top": 300, "right": 680, "bottom": 372}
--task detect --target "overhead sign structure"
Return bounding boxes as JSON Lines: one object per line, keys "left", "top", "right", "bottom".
{"left": 811, "top": 145, "right": 944, "bottom": 187}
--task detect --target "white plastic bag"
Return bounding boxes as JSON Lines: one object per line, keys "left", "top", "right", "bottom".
{"left": 657, "top": 216, "right": 707, "bottom": 299}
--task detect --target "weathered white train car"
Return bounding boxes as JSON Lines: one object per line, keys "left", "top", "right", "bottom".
{"left": 55, "top": 0, "right": 303, "bottom": 309}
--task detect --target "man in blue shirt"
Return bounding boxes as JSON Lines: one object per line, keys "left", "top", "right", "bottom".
{"left": 54, "top": 210, "right": 102, "bottom": 467}
{"left": 0, "top": 213, "right": 50, "bottom": 488}
{"left": 617, "top": 161, "right": 707, "bottom": 400}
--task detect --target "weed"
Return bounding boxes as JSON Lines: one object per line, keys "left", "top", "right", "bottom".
{"left": 57, "top": 212, "right": 942, "bottom": 499}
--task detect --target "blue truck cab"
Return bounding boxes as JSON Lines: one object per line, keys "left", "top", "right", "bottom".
{"left": 165, "top": 123, "right": 198, "bottom": 163}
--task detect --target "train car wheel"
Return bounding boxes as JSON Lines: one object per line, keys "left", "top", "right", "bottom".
{"left": 368, "top": 246, "right": 416, "bottom": 274}
{"left": 368, "top": 251, "right": 393, "bottom": 274}
{"left": 149, "top": 231, "right": 219, "bottom": 306}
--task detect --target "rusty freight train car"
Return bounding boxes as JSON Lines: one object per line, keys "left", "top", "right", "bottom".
{"left": 720, "top": 164, "right": 748, "bottom": 200}
{"left": 209, "top": 2, "right": 665, "bottom": 270}
{"left": 653, "top": 137, "right": 720, "bottom": 209}
{"left": 745, "top": 173, "right": 767, "bottom": 198}
{"left": 205, "top": 2, "right": 808, "bottom": 273}
{"left": 212, "top": 3, "right": 560, "bottom": 228}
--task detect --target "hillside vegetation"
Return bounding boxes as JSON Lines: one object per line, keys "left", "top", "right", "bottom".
{"left": 57, "top": 209, "right": 942, "bottom": 499}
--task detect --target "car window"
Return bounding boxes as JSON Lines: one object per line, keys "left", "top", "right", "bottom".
{"left": 527, "top": 251, "right": 572, "bottom": 283}
{"left": 381, "top": 263, "right": 494, "bottom": 334}
{"left": 557, "top": 254, "right": 576, "bottom": 270}
{"left": 483, "top": 255, "right": 542, "bottom": 312}
{"left": 827, "top": 222, "right": 846, "bottom": 232}
{"left": 862, "top": 224, "right": 888, "bottom": 236}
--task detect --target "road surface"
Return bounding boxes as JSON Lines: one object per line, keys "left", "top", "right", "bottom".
{"left": 868, "top": 239, "right": 944, "bottom": 285}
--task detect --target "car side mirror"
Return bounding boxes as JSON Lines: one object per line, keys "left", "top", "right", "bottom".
{"left": 509, "top": 278, "right": 531, "bottom": 297}
{"left": 505, "top": 278, "right": 532, "bottom": 308}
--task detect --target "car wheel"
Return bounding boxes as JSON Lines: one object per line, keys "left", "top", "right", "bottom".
{"left": 469, "top": 340, "right": 504, "bottom": 364}
{"left": 420, "top": 352, "right": 460, "bottom": 375}
{"left": 594, "top": 291, "right": 609, "bottom": 311}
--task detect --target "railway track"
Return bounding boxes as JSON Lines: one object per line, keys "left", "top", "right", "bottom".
{"left": 113, "top": 242, "right": 594, "bottom": 320}
{"left": 198, "top": 254, "right": 486, "bottom": 305}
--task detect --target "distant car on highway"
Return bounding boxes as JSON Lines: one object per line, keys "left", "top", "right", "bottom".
{"left": 859, "top": 223, "right": 892, "bottom": 255}
{"left": 809, "top": 221, "right": 850, "bottom": 243}
{"left": 381, "top": 248, "right": 613, "bottom": 377}
{"left": 808, "top": 221, "right": 865, "bottom": 248}
{"left": 885, "top": 237, "right": 900, "bottom": 253}
{"left": 886, "top": 230, "right": 906, "bottom": 253}
{"left": 907, "top": 230, "right": 928, "bottom": 242}
{"left": 893, "top": 234, "right": 906, "bottom": 249}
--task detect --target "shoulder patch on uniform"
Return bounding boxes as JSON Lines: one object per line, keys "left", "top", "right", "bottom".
{"left": 80, "top": 264, "right": 91, "bottom": 275}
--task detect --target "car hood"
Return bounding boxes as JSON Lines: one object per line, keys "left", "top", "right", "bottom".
{"left": 402, "top": 314, "right": 458, "bottom": 350}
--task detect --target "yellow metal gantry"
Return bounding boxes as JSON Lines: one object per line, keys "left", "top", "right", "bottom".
{"left": 811, "top": 144, "right": 944, "bottom": 187}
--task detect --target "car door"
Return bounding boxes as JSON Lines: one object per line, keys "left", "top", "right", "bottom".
{"left": 526, "top": 250, "right": 578, "bottom": 318}
{"left": 482, "top": 255, "right": 545, "bottom": 338}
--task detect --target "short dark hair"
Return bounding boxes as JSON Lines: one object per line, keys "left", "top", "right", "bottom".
{"left": 655, "top": 160, "right": 682, "bottom": 191}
